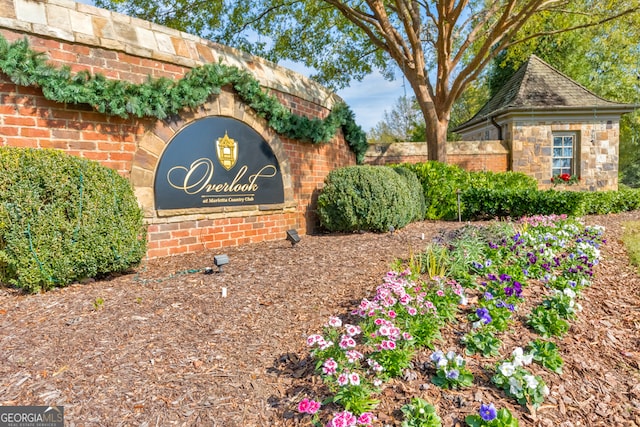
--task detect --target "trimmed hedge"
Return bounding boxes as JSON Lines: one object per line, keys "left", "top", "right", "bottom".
{"left": 317, "top": 165, "right": 425, "bottom": 232}
{"left": 0, "top": 147, "right": 147, "bottom": 293}
{"left": 400, "top": 162, "right": 537, "bottom": 220}
{"left": 462, "top": 187, "right": 640, "bottom": 220}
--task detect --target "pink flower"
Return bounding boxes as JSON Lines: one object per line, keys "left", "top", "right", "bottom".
{"left": 407, "top": 307, "right": 417, "bottom": 316}
{"left": 357, "top": 412, "right": 375, "bottom": 425}
{"left": 349, "top": 372, "right": 360, "bottom": 386}
{"left": 298, "top": 398, "right": 321, "bottom": 414}
{"left": 328, "top": 410, "right": 358, "bottom": 427}
{"left": 339, "top": 335, "right": 356, "bottom": 349}
{"left": 327, "top": 316, "right": 342, "bottom": 327}
{"left": 337, "top": 373, "right": 349, "bottom": 386}
{"left": 307, "top": 334, "right": 322, "bottom": 346}
{"left": 436, "top": 290, "right": 445, "bottom": 297}
{"left": 388, "top": 310, "right": 397, "bottom": 318}
{"left": 346, "top": 350, "right": 364, "bottom": 363}
{"left": 323, "top": 358, "right": 338, "bottom": 375}
{"left": 345, "top": 324, "right": 361, "bottom": 337}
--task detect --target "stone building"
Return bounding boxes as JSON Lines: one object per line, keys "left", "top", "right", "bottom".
{"left": 453, "top": 55, "right": 636, "bottom": 190}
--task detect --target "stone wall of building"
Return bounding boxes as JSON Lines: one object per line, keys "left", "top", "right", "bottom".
{"left": 510, "top": 120, "right": 619, "bottom": 190}
{"left": 0, "top": 0, "right": 355, "bottom": 258}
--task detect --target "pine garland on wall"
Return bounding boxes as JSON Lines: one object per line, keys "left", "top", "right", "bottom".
{"left": 0, "top": 35, "right": 368, "bottom": 163}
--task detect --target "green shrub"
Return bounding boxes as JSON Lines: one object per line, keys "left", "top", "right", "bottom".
{"left": 461, "top": 188, "right": 585, "bottom": 220}
{"left": 401, "top": 161, "right": 469, "bottom": 220}
{"left": 0, "top": 147, "right": 147, "bottom": 292}
{"left": 620, "top": 163, "right": 640, "bottom": 188}
{"left": 317, "top": 165, "right": 423, "bottom": 232}
{"left": 581, "top": 188, "right": 640, "bottom": 214}
{"left": 392, "top": 165, "right": 426, "bottom": 220}
{"left": 401, "top": 162, "right": 537, "bottom": 220}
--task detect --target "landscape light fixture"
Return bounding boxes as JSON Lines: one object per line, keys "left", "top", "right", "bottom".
{"left": 389, "top": 225, "right": 395, "bottom": 235}
{"left": 286, "top": 229, "right": 301, "bottom": 247}
{"left": 213, "top": 254, "right": 229, "bottom": 273}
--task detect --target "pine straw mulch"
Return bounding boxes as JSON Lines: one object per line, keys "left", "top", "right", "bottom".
{"left": 0, "top": 212, "right": 639, "bottom": 427}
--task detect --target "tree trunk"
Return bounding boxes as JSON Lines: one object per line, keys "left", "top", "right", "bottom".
{"left": 405, "top": 70, "right": 450, "bottom": 163}
{"left": 413, "top": 95, "right": 449, "bottom": 163}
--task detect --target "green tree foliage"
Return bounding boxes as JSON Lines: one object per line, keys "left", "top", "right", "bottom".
{"left": 487, "top": 10, "right": 640, "bottom": 175}
{"left": 368, "top": 96, "right": 422, "bottom": 143}
{"left": 95, "top": 0, "right": 640, "bottom": 163}
{"left": 0, "top": 147, "right": 147, "bottom": 293}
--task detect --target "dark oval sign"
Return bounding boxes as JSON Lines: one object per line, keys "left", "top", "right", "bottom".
{"left": 154, "top": 117, "right": 284, "bottom": 210}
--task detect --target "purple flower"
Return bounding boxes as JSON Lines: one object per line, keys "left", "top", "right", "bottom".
{"left": 475, "top": 307, "right": 492, "bottom": 324}
{"left": 499, "top": 273, "right": 511, "bottom": 282}
{"left": 479, "top": 403, "right": 497, "bottom": 421}
{"left": 446, "top": 369, "right": 459, "bottom": 379}
{"left": 483, "top": 292, "right": 494, "bottom": 301}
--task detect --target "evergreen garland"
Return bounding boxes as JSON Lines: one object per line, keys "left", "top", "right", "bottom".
{"left": 0, "top": 35, "right": 367, "bottom": 163}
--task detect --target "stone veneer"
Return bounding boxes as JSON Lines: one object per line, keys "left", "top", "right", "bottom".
{"left": 508, "top": 119, "right": 619, "bottom": 191}
{"left": 0, "top": 0, "right": 355, "bottom": 258}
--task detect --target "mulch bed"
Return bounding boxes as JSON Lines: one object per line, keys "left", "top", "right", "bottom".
{"left": 1, "top": 212, "right": 639, "bottom": 427}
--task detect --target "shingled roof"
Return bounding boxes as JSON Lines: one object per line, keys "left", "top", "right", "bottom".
{"left": 454, "top": 55, "right": 634, "bottom": 131}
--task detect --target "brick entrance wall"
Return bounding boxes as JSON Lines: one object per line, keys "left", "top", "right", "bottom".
{"left": 0, "top": 0, "right": 355, "bottom": 258}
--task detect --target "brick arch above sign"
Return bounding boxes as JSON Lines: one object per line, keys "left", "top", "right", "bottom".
{"left": 130, "top": 88, "right": 295, "bottom": 218}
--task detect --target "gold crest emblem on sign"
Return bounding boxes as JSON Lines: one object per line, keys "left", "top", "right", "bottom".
{"left": 216, "top": 131, "right": 238, "bottom": 171}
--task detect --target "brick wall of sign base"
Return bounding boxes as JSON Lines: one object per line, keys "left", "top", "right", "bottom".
{"left": 0, "top": 2, "right": 355, "bottom": 258}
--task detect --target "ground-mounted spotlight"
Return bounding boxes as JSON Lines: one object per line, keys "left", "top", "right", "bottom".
{"left": 286, "top": 229, "right": 301, "bottom": 247}
{"left": 389, "top": 225, "right": 395, "bottom": 235}
{"left": 213, "top": 254, "right": 229, "bottom": 273}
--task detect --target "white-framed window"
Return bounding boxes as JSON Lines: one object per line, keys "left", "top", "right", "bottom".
{"left": 552, "top": 132, "right": 578, "bottom": 176}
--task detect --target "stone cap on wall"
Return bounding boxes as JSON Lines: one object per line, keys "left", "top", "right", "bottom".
{"left": 0, "top": 0, "right": 341, "bottom": 109}
{"left": 365, "top": 140, "right": 508, "bottom": 158}
{"left": 447, "top": 140, "right": 508, "bottom": 155}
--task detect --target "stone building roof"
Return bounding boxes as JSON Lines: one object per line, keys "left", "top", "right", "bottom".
{"left": 454, "top": 55, "right": 634, "bottom": 131}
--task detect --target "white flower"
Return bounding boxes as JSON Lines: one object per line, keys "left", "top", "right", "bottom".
{"left": 512, "top": 347, "right": 533, "bottom": 366}
{"left": 472, "top": 321, "right": 482, "bottom": 329}
{"left": 500, "top": 362, "right": 515, "bottom": 377}
{"left": 509, "top": 377, "right": 523, "bottom": 395}
{"left": 523, "top": 374, "right": 539, "bottom": 390}
{"left": 446, "top": 351, "right": 457, "bottom": 360}
{"left": 455, "top": 355, "right": 465, "bottom": 367}
{"left": 563, "top": 288, "right": 576, "bottom": 299}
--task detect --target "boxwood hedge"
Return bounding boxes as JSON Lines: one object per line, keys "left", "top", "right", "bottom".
{"left": 0, "top": 147, "right": 147, "bottom": 293}
{"left": 317, "top": 165, "right": 425, "bottom": 232}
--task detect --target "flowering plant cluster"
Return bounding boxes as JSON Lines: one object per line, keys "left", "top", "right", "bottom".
{"left": 526, "top": 339, "right": 564, "bottom": 374}
{"left": 298, "top": 215, "right": 604, "bottom": 426}
{"left": 430, "top": 350, "right": 474, "bottom": 389}
{"left": 400, "top": 397, "right": 442, "bottom": 427}
{"left": 551, "top": 173, "right": 580, "bottom": 186}
{"left": 465, "top": 403, "right": 519, "bottom": 427}
{"left": 492, "top": 348, "right": 549, "bottom": 407}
